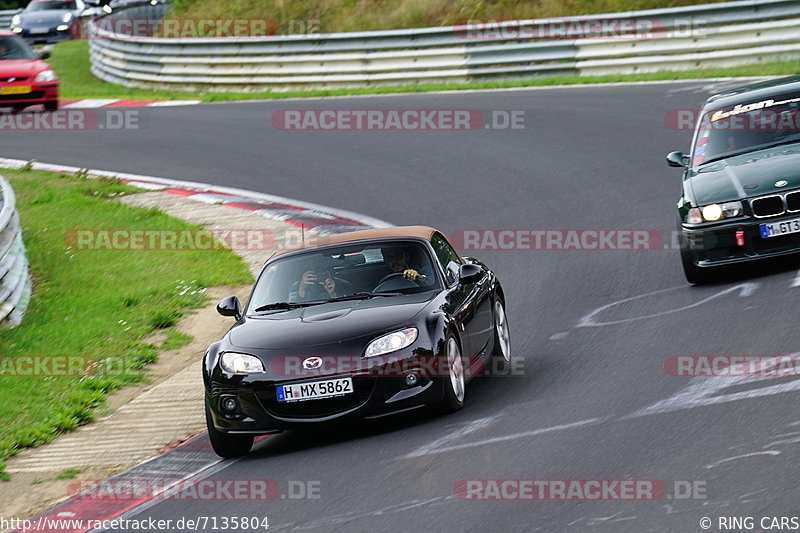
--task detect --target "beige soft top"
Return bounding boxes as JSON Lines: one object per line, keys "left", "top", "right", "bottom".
{"left": 271, "top": 225, "right": 438, "bottom": 259}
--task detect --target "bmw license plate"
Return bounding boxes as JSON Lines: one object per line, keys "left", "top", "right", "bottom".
{"left": 276, "top": 377, "right": 353, "bottom": 402}
{"left": 760, "top": 217, "right": 800, "bottom": 238}
{"left": 0, "top": 85, "right": 32, "bottom": 95}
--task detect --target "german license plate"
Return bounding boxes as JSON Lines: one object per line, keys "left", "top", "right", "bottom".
{"left": 760, "top": 217, "right": 800, "bottom": 238}
{"left": 29, "top": 27, "right": 50, "bottom": 34}
{"left": 0, "top": 85, "right": 32, "bottom": 95}
{"left": 276, "top": 377, "right": 353, "bottom": 402}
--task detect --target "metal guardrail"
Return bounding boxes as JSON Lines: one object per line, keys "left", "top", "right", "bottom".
{"left": 0, "top": 8, "right": 21, "bottom": 29}
{"left": 86, "top": 0, "right": 800, "bottom": 92}
{"left": 0, "top": 175, "right": 32, "bottom": 329}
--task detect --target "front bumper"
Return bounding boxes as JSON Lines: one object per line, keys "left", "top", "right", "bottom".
{"left": 0, "top": 82, "right": 58, "bottom": 108}
{"left": 682, "top": 213, "right": 800, "bottom": 267}
{"left": 15, "top": 26, "right": 73, "bottom": 44}
{"left": 206, "top": 352, "right": 447, "bottom": 434}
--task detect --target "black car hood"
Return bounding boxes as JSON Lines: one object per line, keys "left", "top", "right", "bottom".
{"left": 687, "top": 145, "right": 800, "bottom": 205}
{"left": 227, "top": 292, "right": 436, "bottom": 351}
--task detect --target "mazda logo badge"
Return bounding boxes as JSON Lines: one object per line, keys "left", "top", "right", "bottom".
{"left": 302, "top": 356, "right": 323, "bottom": 370}
{"left": 775, "top": 180, "right": 789, "bottom": 188}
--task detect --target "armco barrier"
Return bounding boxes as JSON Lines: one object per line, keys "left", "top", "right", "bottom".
{"left": 0, "top": 8, "right": 21, "bottom": 29}
{"left": 0, "top": 175, "right": 32, "bottom": 329}
{"left": 86, "top": 0, "right": 800, "bottom": 92}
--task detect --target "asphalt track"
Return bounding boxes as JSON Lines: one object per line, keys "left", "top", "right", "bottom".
{"left": 3, "top": 80, "right": 800, "bottom": 532}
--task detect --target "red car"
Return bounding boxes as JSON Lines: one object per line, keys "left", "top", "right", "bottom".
{"left": 0, "top": 31, "right": 59, "bottom": 111}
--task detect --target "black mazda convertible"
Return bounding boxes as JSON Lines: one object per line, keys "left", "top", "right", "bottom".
{"left": 203, "top": 226, "right": 511, "bottom": 457}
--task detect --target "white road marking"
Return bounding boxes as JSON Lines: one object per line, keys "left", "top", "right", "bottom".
{"left": 791, "top": 270, "right": 800, "bottom": 287}
{"left": 703, "top": 451, "right": 780, "bottom": 469}
{"left": 403, "top": 416, "right": 498, "bottom": 459}
{"left": 577, "top": 282, "right": 759, "bottom": 327}
{"left": 627, "top": 354, "right": 800, "bottom": 419}
{"left": 549, "top": 331, "right": 569, "bottom": 341}
{"left": 402, "top": 418, "right": 602, "bottom": 457}
{"left": 62, "top": 99, "right": 120, "bottom": 108}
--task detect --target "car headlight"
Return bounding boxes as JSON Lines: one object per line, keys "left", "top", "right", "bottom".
{"left": 103, "top": 4, "right": 112, "bottom": 13}
{"left": 11, "top": 14, "right": 21, "bottom": 25}
{"left": 220, "top": 352, "right": 264, "bottom": 374}
{"left": 688, "top": 201, "right": 743, "bottom": 223}
{"left": 365, "top": 327, "right": 418, "bottom": 357}
{"left": 63, "top": 12, "right": 73, "bottom": 22}
{"left": 12, "top": 27, "right": 22, "bottom": 33}
{"left": 56, "top": 25, "right": 69, "bottom": 31}
{"left": 35, "top": 70, "right": 58, "bottom": 82}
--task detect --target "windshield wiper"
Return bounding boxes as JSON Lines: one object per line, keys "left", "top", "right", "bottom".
{"left": 253, "top": 301, "right": 325, "bottom": 312}
{"left": 324, "top": 292, "right": 405, "bottom": 302}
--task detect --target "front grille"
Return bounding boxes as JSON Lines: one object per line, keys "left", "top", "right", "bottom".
{"left": 0, "top": 77, "right": 29, "bottom": 83}
{"left": 786, "top": 191, "right": 800, "bottom": 212}
{"left": 257, "top": 376, "right": 375, "bottom": 419}
{"left": 751, "top": 196, "right": 785, "bottom": 218}
{"left": 0, "top": 91, "right": 44, "bottom": 102}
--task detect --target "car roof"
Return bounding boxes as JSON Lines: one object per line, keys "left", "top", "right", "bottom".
{"left": 705, "top": 75, "right": 800, "bottom": 109}
{"left": 270, "top": 225, "right": 439, "bottom": 259}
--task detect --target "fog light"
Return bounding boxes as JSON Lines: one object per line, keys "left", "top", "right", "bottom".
{"left": 221, "top": 396, "right": 238, "bottom": 411}
{"left": 404, "top": 373, "right": 418, "bottom": 386}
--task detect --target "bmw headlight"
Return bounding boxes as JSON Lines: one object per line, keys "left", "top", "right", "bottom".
{"left": 365, "top": 327, "right": 418, "bottom": 357}
{"left": 63, "top": 12, "right": 73, "bottom": 22}
{"left": 35, "top": 70, "right": 58, "bottom": 82}
{"left": 688, "top": 201, "right": 743, "bottom": 223}
{"left": 220, "top": 352, "right": 264, "bottom": 374}
{"left": 11, "top": 14, "right": 21, "bottom": 25}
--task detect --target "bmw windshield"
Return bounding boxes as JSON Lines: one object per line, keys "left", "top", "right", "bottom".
{"left": 692, "top": 92, "right": 800, "bottom": 166}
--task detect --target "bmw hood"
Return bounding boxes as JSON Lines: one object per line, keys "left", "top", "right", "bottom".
{"left": 686, "top": 145, "right": 800, "bottom": 205}
{"left": 0, "top": 60, "right": 45, "bottom": 78}
{"left": 227, "top": 293, "right": 435, "bottom": 351}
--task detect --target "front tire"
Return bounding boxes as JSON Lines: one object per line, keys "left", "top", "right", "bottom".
{"left": 439, "top": 335, "right": 465, "bottom": 413}
{"left": 44, "top": 100, "right": 58, "bottom": 112}
{"left": 205, "top": 402, "right": 253, "bottom": 458}
{"left": 491, "top": 298, "right": 511, "bottom": 371}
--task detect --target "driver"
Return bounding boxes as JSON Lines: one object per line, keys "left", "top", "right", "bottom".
{"left": 380, "top": 246, "right": 430, "bottom": 284}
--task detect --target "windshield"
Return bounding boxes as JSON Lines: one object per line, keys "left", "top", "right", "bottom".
{"left": 692, "top": 91, "right": 800, "bottom": 166}
{"left": 25, "top": 0, "right": 76, "bottom": 11}
{"left": 0, "top": 36, "right": 36, "bottom": 60}
{"left": 248, "top": 240, "right": 440, "bottom": 313}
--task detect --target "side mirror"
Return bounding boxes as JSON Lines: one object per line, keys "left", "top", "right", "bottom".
{"left": 459, "top": 263, "right": 483, "bottom": 285}
{"left": 217, "top": 296, "right": 242, "bottom": 319}
{"left": 666, "top": 151, "right": 688, "bottom": 168}
{"left": 39, "top": 51, "right": 51, "bottom": 60}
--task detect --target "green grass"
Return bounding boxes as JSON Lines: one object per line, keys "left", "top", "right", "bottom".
{"left": 48, "top": 39, "right": 800, "bottom": 102}
{"left": 169, "top": 0, "right": 731, "bottom": 33}
{"left": 0, "top": 169, "right": 252, "bottom": 476}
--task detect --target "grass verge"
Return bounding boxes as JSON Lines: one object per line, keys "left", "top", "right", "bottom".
{"left": 48, "top": 40, "right": 800, "bottom": 103}
{"left": 0, "top": 169, "right": 252, "bottom": 479}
